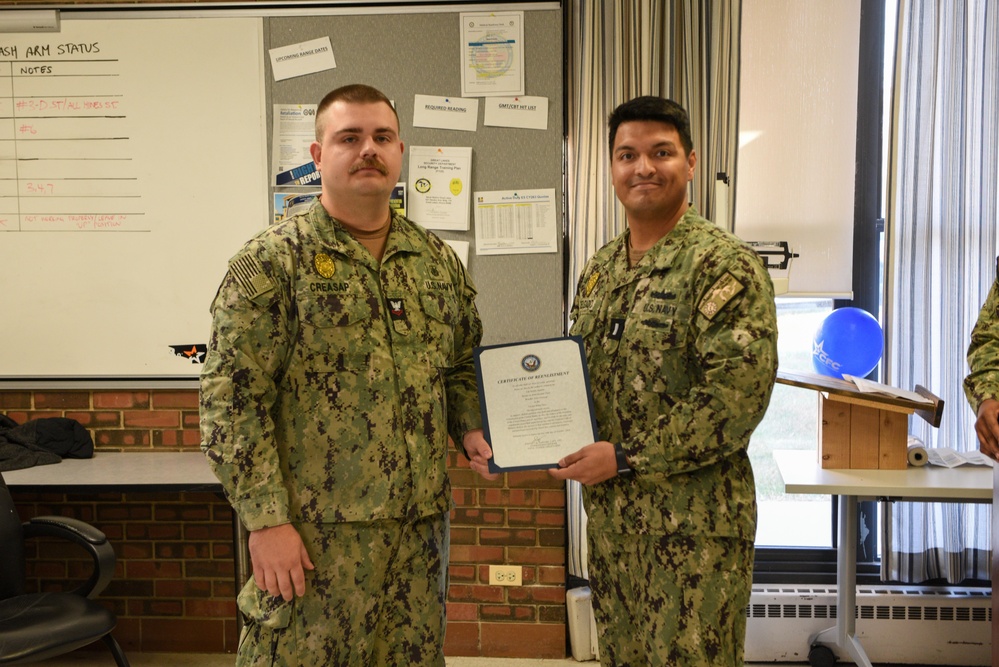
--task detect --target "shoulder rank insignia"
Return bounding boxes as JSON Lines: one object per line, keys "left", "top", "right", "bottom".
{"left": 229, "top": 254, "right": 274, "bottom": 301}
{"left": 314, "top": 252, "right": 335, "bottom": 279}
{"left": 698, "top": 271, "right": 745, "bottom": 319}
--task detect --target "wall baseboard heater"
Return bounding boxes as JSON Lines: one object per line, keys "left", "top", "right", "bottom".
{"left": 745, "top": 585, "right": 990, "bottom": 665}
{"left": 568, "top": 585, "right": 990, "bottom": 664}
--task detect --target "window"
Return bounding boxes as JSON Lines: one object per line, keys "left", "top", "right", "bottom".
{"left": 746, "top": 0, "right": 889, "bottom": 584}
{"left": 750, "top": 298, "right": 833, "bottom": 548}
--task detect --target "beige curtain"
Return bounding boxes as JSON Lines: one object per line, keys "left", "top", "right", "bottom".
{"left": 883, "top": 0, "right": 998, "bottom": 583}
{"left": 565, "top": 1, "right": 741, "bottom": 295}
{"left": 564, "top": 0, "right": 742, "bottom": 581}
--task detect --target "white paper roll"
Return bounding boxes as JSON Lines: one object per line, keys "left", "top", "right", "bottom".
{"left": 907, "top": 443, "right": 928, "bottom": 467}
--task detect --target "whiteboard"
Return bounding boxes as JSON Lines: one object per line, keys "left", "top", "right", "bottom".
{"left": 0, "top": 17, "right": 268, "bottom": 377}
{"left": 0, "top": 5, "right": 565, "bottom": 380}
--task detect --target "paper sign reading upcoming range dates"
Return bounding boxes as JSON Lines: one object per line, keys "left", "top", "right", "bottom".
{"left": 475, "top": 337, "right": 598, "bottom": 473}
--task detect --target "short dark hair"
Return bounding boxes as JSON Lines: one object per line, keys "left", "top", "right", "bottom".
{"left": 315, "top": 84, "right": 399, "bottom": 141}
{"left": 608, "top": 96, "right": 693, "bottom": 155}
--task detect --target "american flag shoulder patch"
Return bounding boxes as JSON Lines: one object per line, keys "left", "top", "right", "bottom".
{"left": 229, "top": 254, "right": 275, "bottom": 301}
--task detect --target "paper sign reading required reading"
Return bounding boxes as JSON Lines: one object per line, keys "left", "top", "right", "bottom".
{"left": 412, "top": 94, "right": 479, "bottom": 132}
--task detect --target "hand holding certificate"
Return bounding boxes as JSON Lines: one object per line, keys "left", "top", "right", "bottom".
{"left": 474, "top": 337, "right": 598, "bottom": 473}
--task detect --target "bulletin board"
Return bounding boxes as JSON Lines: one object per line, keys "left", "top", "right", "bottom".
{"left": 0, "top": 2, "right": 564, "bottom": 380}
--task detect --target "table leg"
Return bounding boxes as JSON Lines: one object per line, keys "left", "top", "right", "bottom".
{"left": 807, "top": 495, "right": 873, "bottom": 667}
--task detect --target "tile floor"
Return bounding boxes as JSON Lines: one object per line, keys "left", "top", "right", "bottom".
{"left": 32, "top": 655, "right": 587, "bottom": 666}
{"left": 53, "top": 649, "right": 901, "bottom": 667}
{"left": 35, "top": 653, "right": 956, "bottom": 667}
{"left": 36, "top": 648, "right": 845, "bottom": 667}
{"left": 31, "top": 657, "right": 938, "bottom": 666}
{"left": 32, "top": 655, "right": 805, "bottom": 667}
{"left": 35, "top": 647, "right": 956, "bottom": 667}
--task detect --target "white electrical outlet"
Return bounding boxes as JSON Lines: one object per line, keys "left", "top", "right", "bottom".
{"left": 489, "top": 564, "right": 522, "bottom": 586}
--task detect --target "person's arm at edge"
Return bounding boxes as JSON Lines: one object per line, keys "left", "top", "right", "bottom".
{"left": 200, "top": 244, "right": 313, "bottom": 600}
{"left": 965, "top": 277, "right": 999, "bottom": 460}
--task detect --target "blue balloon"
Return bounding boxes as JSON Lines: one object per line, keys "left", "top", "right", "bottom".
{"left": 812, "top": 307, "right": 884, "bottom": 379}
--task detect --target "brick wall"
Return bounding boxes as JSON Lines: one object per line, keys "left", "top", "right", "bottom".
{"left": 1, "top": 388, "right": 568, "bottom": 658}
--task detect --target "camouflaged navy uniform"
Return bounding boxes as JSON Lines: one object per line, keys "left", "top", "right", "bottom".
{"left": 965, "top": 262, "right": 999, "bottom": 410}
{"left": 569, "top": 206, "right": 778, "bottom": 666}
{"left": 200, "top": 199, "right": 482, "bottom": 666}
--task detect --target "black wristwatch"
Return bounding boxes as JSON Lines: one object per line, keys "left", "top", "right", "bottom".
{"left": 614, "top": 442, "right": 633, "bottom": 477}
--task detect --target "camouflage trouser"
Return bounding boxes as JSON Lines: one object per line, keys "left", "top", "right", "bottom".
{"left": 588, "top": 530, "right": 754, "bottom": 667}
{"left": 236, "top": 513, "right": 449, "bottom": 667}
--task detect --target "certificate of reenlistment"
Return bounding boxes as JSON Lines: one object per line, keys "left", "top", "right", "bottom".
{"left": 475, "top": 337, "right": 599, "bottom": 473}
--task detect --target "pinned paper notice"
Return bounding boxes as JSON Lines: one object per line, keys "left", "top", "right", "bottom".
{"left": 474, "top": 188, "right": 557, "bottom": 255}
{"left": 408, "top": 146, "right": 473, "bottom": 231}
{"left": 484, "top": 96, "right": 548, "bottom": 130}
{"left": 412, "top": 94, "right": 479, "bottom": 132}
{"left": 270, "top": 37, "right": 336, "bottom": 81}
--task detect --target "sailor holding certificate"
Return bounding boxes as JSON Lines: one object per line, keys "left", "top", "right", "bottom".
{"left": 549, "top": 96, "right": 778, "bottom": 665}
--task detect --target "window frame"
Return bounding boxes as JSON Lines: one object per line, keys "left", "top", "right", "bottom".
{"left": 753, "top": 0, "right": 990, "bottom": 591}
{"left": 752, "top": 0, "right": 884, "bottom": 586}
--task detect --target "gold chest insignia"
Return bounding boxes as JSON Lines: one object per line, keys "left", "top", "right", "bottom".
{"left": 314, "top": 253, "right": 335, "bottom": 279}
{"left": 584, "top": 271, "right": 600, "bottom": 297}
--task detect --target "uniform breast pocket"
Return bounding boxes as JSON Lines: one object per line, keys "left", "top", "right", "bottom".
{"left": 420, "top": 291, "right": 456, "bottom": 363}
{"left": 569, "top": 310, "right": 596, "bottom": 338}
{"left": 297, "top": 293, "right": 373, "bottom": 372}
{"left": 571, "top": 310, "right": 618, "bottom": 361}
{"left": 636, "top": 312, "right": 691, "bottom": 397}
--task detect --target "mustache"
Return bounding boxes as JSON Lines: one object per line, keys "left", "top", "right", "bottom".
{"left": 349, "top": 159, "right": 389, "bottom": 175}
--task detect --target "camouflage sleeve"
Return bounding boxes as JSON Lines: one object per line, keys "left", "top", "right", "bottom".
{"left": 625, "top": 248, "right": 778, "bottom": 476}
{"left": 568, "top": 265, "right": 588, "bottom": 325}
{"left": 965, "top": 276, "right": 999, "bottom": 413}
{"left": 199, "top": 244, "right": 294, "bottom": 531}
{"left": 442, "top": 246, "right": 484, "bottom": 448}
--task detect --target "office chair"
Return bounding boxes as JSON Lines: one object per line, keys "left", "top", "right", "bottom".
{"left": 0, "top": 472, "right": 130, "bottom": 666}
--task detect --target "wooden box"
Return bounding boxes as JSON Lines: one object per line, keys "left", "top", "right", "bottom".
{"left": 776, "top": 370, "right": 944, "bottom": 470}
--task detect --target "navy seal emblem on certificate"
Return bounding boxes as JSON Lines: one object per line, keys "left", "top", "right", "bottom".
{"left": 474, "top": 336, "right": 598, "bottom": 473}
{"left": 521, "top": 354, "right": 540, "bottom": 372}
